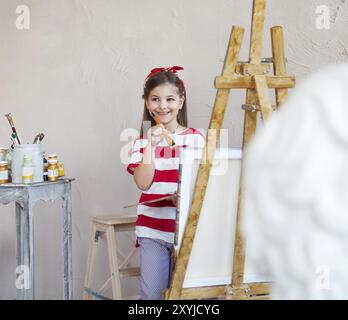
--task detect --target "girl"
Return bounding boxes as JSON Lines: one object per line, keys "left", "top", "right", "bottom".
{"left": 127, "top": 66, "right": 205, "bottom": 300}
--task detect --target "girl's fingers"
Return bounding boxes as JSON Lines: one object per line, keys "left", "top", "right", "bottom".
{"left": 152, "top": 126, "right": 164, "bottom": 136}
{"left": 147, "top": 124, "right": 163, "bottom": 135}
{"left": 151, "top": 137, "right": 162, "bottom": 146}
{"left": 147, "top": 124, "right": 166, "bottom": 146}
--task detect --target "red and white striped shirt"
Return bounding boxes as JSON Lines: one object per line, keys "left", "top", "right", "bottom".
{"left": 127, "top": 127, "right": 205, "bottom": 243}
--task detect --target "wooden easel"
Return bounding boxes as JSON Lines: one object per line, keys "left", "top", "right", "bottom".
{"left": 165, "top": 0, "right": 295, "bottom": 300}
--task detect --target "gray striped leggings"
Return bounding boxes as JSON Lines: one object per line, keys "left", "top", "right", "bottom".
{"left": 137, "top": 237, "right": 174, "bottom": 300}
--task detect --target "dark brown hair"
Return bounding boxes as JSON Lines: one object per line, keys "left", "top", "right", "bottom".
{"left": 140, "top": 70, "right": 188, "bottom": 136}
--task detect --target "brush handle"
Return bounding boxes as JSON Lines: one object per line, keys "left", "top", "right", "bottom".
{"left": 5, "top": 114, "right": 21, "bottom": 144}
{"left": 163, "top": 131, "right": 175, "bottom": 147}
{"left": 152, "top": 115, "right": 175, "bottom": 147}
{"left": 123, "top": 194, "right": 176, "bottom": 208}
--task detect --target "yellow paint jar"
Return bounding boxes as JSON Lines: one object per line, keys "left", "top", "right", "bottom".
{"left": 47, "top": 158, "right": 59, "bottom": 181}
{"left": 58, "top": 163, "right": 65, "bottom": 177}
{"left": 0, "top": 161, "right": 9, "bottom": 184}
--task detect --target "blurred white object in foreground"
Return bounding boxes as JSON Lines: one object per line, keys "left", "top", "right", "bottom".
{"left": 243, "top": 63, "right": 348, "bottom": 299}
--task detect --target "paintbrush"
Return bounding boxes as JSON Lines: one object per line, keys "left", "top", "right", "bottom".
{"left": 5, "top": 113, "right": 21, "bottom": 144}
{"left": 11, "top": 133, "right": 18, "bottom": 144}
{"left": 149, "top": 112, "right": 175, "bottom": 147}
{"left": 33, "top": 133, "right": 45, "bottom": 144}
{"left": 33, "top": 133, "right": 41, "bottom": 144}
{"left": 10, "top": 137, "right": 15, "bottom": 149}
{"left": 38, "top": 133, "right": 45, "bottom": 143}
{"left": 123, "top": 194, "right": 176, "bottom": 208}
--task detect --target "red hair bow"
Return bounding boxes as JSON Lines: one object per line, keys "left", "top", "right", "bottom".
{"left": 144, "top": 66, "right": 185, "bottom": 93}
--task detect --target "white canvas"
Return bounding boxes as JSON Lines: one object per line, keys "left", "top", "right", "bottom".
{"left": 177, "top": 148, "right": 271, "bottom": 288}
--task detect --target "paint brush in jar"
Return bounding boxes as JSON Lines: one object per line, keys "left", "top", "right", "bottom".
{"left": 10, "top": 137, "right": 15, "bottom": 149}
{"left": 33, "top": 133, "right": 41, "bottom": 144}
{"left": 11, "top": 133, "right": 18, "bottom": 144}
{"left": 5, "top": 113, "right": 21, "bottom": 144}
{"left": 38, "top": 133, "right": 45, "bottom": 143}
{"left": 149, "top": 112, "right": 175, "bottom": 147}
{"left": 33, "top": 133, "right": 45, "bottom": 144}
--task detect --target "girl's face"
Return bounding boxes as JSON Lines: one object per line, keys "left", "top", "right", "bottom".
{"left": 145, "top": 82, "right": 184, "bottom": 126}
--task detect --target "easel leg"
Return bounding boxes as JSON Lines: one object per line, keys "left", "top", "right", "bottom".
{"left": 230, "top": 109, "right": 257, "bottom": 293}
{"left": 230, "top": 78, "right": 273, "bottom": 298}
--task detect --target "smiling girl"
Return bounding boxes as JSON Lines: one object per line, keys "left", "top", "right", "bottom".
{"left": 127, "top": 66, "right": 205, "bottom": 299}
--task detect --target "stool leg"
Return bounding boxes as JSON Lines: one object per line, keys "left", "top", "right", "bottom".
{"left": 106, "top": 225, "right": 122, "bottom": 299}
{"left": 83, "top": 222, "right": 98, "bottom": 300}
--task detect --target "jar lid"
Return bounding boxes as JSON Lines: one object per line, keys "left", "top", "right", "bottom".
{"left": 48, "top": 159, "right": 58, "bottom": 164}
{"left": 48, "top": 154, "right": 58, "bottom": 158}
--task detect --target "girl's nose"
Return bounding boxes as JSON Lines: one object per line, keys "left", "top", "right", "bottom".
{"left": 159, "top": 100, "right": 167, "bottom": 109}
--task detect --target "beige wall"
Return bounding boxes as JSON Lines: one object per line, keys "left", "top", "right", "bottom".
{"left": 0, "top": 0, "right": 347, "bottom": 299}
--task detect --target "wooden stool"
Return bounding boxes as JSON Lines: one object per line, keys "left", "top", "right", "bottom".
{"left": 83, "top": 215, "right": 140, "bottom": 300}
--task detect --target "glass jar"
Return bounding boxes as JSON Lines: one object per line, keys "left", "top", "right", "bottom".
{"left": 47, "top": 158, "right": 59, "bottom": 181}
{"left": 0, "top": 161, "right": 9, "bottom": 184}
{"left": 12, "top": 144, "right": 42, "bottom": 183}
{"left": 58, "top": 163, "right": 65, "bottom": 177}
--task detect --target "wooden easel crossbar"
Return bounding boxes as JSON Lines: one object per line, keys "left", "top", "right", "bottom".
{"left": 165, "top": 0, "right": 295, "bottom": 300}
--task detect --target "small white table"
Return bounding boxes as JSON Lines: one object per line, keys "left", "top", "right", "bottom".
{"left": 0, "top": 178, "right": 74, "bottom": 300}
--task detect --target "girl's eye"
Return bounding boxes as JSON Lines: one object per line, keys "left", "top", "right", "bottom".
{"left": 167, "top": 98, "right": 175, "bottom": 102}
{"left": 151, "top": 98, "right": 159, "bottom": 102}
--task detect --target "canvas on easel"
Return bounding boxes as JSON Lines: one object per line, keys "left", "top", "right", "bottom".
{"left": 165, "top": 0, "right": 295, "bottom": 300}
{"left": 175, "top": 148, "right": 271, "bottom": 291}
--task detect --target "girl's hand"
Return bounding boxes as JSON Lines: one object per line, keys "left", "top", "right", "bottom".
{"left": 147, "top": 124, "right": 167, "bottom": 147}
{"left": 171, "top": 193, "right": 178, "bottom": 207}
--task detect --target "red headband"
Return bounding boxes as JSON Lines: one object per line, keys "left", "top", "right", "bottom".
{"left": 144, "top": 66, "right": 185, "bottom": 94}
